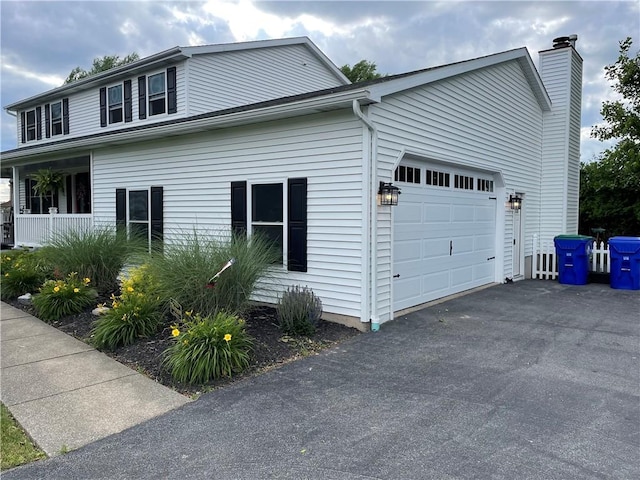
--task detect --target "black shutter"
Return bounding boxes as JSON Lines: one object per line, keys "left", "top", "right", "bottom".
{"left": 36, "top": 106, "right": 42, "bottom": 140}
{"left": 138, "top": 75, "right": 146, "bottom": 119}
{"left": 45, "top": 104, "right": 51, "bottom": 138}
{"left": 20, "top": 112, "right": 26, "bottom": 143}
{"left": 66, "top": 176, "right": 72, "bottom": 213}
{"left": 287, "top": 177, "right": 307, "bottom": 272}
{"left": 99, "top": 87, "right": 107, "bottom": 127}
{"left": 150, "top": 186, "right": 163, "bottom": 247}
{"left": 167, "top": 67, "right": 177, "bottom": 114}
{"left": 124, "top": 80, "right": 132, "bottom": 123}
{"left": 62, "top": 98, "right": 70, "bottom": 134}
{"left": 116, "top": 188, "right": 126, "bottom": 235}
{"left": 231, "top": 181, "right": 247, "bottom": 237}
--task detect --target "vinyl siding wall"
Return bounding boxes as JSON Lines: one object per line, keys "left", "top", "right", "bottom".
{"left": 539, "top": 47, "right": 582, "bottom": 240}
{"left": 371, "top": 61, "right": 544, "bottom": 322}
{"left": 14, "top": 63, "right": 187, "bottom": 147}
{"left": 187, "top": 45, "right": 345, "bottom": 115}
{"left": 92, "top": 110, "right": 366, "bottom": 318}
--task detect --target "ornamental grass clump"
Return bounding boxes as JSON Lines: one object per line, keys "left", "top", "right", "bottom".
{"left": 0, "top": 249, "right": 50, "bottom": 300}
{"left": 32, "top": 273, "right": 96, "bottom": 321}
{"left": 277, "top": 285, "right": 323, "bottom": 336}
{"left": 38, "top": 226, "right": 148, "bottom": 295}
{"left": 91, "top": 265, "right": 163, "bottom": 350}
{"left": 147, "top": 230, "right": 279, "bottom": 317}
{"left": 163, "top": 310, "right": 253, "bottom": 384}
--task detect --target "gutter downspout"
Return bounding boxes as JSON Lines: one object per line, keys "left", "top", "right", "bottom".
{"left": 352, "top": 100, "right": 380, "bottom": 332}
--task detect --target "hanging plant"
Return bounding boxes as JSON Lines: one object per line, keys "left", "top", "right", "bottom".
{"left": 32, "top": 168, "right": 64, "bottom": 208}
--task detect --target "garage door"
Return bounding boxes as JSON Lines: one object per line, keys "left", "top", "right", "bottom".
{"left": 393, "top": 164, "right": 497, "bottom": 312}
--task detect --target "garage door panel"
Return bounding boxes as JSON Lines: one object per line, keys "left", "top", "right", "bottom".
{"left": 394, "top": 240, "right": 421, "bottom": 262}
{"left": 393, "top": 164, "right": 497, "bottom": 312}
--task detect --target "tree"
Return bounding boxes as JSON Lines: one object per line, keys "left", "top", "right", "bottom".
{"left": 580, "top": 37, "right": 640, "bottom": 237}
{"left": 340, "top": 60, "right": 383, "bottom": 83}
{"left": 64, "top": 53, "right": 140, "bottom": 84}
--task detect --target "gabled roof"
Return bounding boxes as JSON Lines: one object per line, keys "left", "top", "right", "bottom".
{"left": 4, "top": 37, "right": 349, "bottom": 111}
{"left": 1, "top": 44, "right": 552, "bottom": 162}
{"left": 348, "top": 47, "right": 551, "bottom": 111}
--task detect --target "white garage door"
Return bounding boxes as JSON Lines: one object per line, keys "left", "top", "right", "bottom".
{"left": 393, "top": 164, "right": 497, "bottom": 312}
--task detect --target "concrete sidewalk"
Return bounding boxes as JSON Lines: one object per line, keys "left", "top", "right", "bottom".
{"left": 0, "top": 302, "right": 190, "bottom": 457}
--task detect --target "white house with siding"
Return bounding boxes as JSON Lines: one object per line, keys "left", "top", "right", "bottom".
{"left": 1, "top": 35, "right": 582, "bottom": 330}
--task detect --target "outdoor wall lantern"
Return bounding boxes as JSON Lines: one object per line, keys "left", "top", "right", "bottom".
{"left": 509, "top": 194, "right": 522, "bottom": 211}
{"left": 378, "top": 182, "right": 401, "bottom": 206}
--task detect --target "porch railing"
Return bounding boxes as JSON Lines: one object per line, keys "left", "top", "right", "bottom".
{"left": 14, "top": 212, "right": 93, "bottom": 247}
{"left": 533, "top": 234, "right": 610, "bottom": 280}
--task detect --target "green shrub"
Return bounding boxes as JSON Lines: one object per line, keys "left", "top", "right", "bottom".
{"left": 277, "top": 286, "right": 323, "bottom": 336}
{"left": 32, "top": 273, "right": 97, "bottom": 321}
{"left": 38, "top": 226, "right": 147, "bottom": 295}
{"left": 163, "top": 310, "right": 253, "bottom": 384}
{"left": 1, "top": 250, "right": 49, "bottom": 300}
{"left": 91, "top": 265, "right": 163, "bottom": 350}
{"left": 148, "top": 231, "right": 279, "bottom": 317}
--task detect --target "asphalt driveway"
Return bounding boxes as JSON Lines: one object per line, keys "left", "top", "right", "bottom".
{"left": 5, "top": 280, "right": 639, "bottom": 479}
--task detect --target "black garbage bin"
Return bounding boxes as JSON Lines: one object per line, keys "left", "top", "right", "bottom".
{"left": 553, "top": 235, "right": 593, "bottom": 285}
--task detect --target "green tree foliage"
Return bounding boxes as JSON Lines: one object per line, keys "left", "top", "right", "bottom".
{"left": 580, "top": 37, "right": 640, "bottom": 237}
{"left": 64, "top": 53, "right": 140, "bottom": 84}
{"left": 340, "top": 59, "right": 383, "bottom": 83}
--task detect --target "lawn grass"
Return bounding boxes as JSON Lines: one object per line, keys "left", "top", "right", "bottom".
{"left": 1, "top": 402, "right": 46, "bottom": 470}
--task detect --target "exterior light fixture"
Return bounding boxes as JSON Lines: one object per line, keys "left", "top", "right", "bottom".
{"left": 509, "top": 194, "right": 522, "bottom": 210}
{"left": 378, "top": 182, "right": 401, "bottom": 206}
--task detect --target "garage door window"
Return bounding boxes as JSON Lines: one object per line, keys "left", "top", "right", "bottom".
{"left": 425, "top": 169, "right": 450, "bottom": 187}
{"left": 477, "top": 178, "right": 494, "bottom": 192}
{"left": 395, "top": 166, "right": 421, "bottom": 184}
{"left": 454, "top": 174, "right": 474, "bottom": 190}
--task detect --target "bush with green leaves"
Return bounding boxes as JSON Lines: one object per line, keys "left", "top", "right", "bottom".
{"left": 91, "top": 265, "right": 163, "bottom": 350}
{"left": 1, "top": 250, "right": 50, "bottom": 300}
{"left": 147, "top": 231, "right": 279, "bottom": 317}
{"left": 163, "top": 310, "right": 253, "bottom": 384}
{"left": 32, "top": 273, "right": 97, "bottom": 321}
{"left": 277, "top": 285, "right": 323, "bottom": 336}
{"left": 38, "top": 226, "right": 148, "bottom": 295}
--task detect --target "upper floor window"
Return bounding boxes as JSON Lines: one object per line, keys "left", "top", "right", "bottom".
{"left": 108, "top": 84, "right": 123, "bottom": 124}
{"left": 26, "top": 109, "right": 37, "bottom": 141}
{"left": 138, "top": 67, "right": 177, "bottom": 120}
{"left": 148, "top": 73, "right": 166, "bottom": 116}
{"left": 50, "top": 101, "right": 63, "bottom": 135}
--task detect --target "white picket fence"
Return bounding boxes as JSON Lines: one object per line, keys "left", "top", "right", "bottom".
{"left": 533, "top": 234, "right": 610, "bottom": 280}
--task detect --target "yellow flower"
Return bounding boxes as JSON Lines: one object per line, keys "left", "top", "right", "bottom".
{"left": 172, "top": 328, "right": 180, "bottom": 337}
{"left": 224, "top": 334, "right": 232, "bottom": 342}
{"left": 185, "top": 310, "right": 193, "bottom": 317}
{"left": 53, "top": 286, "right": 60, "bottom": 292}
{"left": 4, "top": 273, "right": 8, "bottom": 277}
{"left": 83, "top": 277, "right": 91, "bottom": 284}
{"left": 73, "top": 288, "right": 80, "bottom": 293}
{"left": 127, "top": 286, "right": 134, "bottom": 292}
{"left": 182, "top": 340, "right": 189, "bottom": 345}
{"left": 5, "top": 256, "right": 10, "bottom": 261}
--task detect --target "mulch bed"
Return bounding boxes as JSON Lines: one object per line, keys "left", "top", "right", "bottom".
{"left": 7, "top": 300, "right": 360, "bottom": 397}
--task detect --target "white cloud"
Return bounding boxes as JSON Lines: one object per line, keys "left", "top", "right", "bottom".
{"left": 1, "top": 57, "right": 64, "bottom": 88}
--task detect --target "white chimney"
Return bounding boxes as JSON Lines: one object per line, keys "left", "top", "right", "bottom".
{"left": 539, "top": 35, "right": 583, "bottom": 238}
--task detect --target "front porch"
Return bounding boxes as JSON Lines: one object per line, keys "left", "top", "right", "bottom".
{"left": 2, "top": 155, "right": 92, "bottom": 248}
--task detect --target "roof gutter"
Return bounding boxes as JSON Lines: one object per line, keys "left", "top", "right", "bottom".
{"left": 1, "top": 88, "right": 374, "bottom": 165}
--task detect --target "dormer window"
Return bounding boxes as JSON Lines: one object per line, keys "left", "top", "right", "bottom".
{"left": 108, "top": 84, "right": 123, "bottom": 124}
{"left": 50, "top": 101, "right": 63, "bottom": 135}
{"left": 148, "top": 72, "right": 166, "bottom": 116}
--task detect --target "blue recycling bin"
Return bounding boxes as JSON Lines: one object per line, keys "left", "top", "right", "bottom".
{"left": 608, "top": 236, "right": 640, "bottom": 290}
{"left": 553, "top": 235, "right": 593, "bottom": 285}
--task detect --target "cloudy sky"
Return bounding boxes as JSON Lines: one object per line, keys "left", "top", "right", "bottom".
{"left": 0, "top": 0, "right": 637, "bottom": 200}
